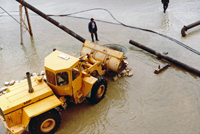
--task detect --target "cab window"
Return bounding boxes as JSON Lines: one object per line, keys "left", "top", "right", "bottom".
{"left": 46, "top": 70, "right": 56, "bottom": 85}
{"left": 56, "top": 72, "right": 69, "bottom": 86}
{"left": 72, "top": 66, "right": 80, "bottom": 80}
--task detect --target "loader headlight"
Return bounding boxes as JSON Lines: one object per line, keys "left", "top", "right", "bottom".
{"left": 0, "top": 108, "right": 5, "bottom": 120}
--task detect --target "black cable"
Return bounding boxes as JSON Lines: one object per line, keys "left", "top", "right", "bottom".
{"left": 0, "top": 6, "right": 27, "bottom": 30}
{"left": 48, "top": 8, "right": 200, "bottom": 56}
{"left": 0, "top": 6, "right": 21, "bottom": 24}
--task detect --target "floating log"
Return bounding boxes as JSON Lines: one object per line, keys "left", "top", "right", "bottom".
{"left": 181, "top": 20, "right": 200, "bottom": 37}
{"left": 129, "top": 40, "right": 200, "bottom": 76}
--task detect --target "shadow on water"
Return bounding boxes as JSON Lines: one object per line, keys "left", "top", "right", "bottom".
{"left": 21, "top": 37, "right": 42, "bottom": 72}
{"left": 160, "top": 13, "right": 170, "bottom": 32}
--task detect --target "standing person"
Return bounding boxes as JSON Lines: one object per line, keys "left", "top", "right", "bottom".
{"left": 88, "top": 18, "right": 99, "bottom": 42}
{"left": 162, "top": 0, "right": 169, "bottom": 13}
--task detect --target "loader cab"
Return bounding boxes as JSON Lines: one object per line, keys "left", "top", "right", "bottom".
{"left": 44, "top": 50, "right": 82, "bottom": 97}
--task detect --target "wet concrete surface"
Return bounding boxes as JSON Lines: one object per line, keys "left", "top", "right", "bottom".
{"left": 0, "top": 0, "right": 200, "bottom": 134}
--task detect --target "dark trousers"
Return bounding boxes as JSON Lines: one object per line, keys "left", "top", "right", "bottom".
{"left": 163, "top": 2, "right": 168, "bottom": 13}
{"left": 91, "top": 31, "right": 98, "bottom": 42}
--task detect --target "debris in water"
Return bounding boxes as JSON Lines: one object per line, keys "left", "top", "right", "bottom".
{"left": 0, "top": 87, "right": 7, "bottom": 93}
{"left": 4, "top": 82, "right": 9, "bottom": 86}
{"left": 120, "top": 70, "right": 127, "bottom": 77}
{"left": 112, "top": 66, "right": 133, "bottom": 80}
{"left": 40, "top": 70, "right": 45, "bottom": 76}
{"left": 113, "top": 75, "right": 118, "bottom": 81}
{"left": 162, "top": 52, "right": 168, "bottom": 55}
{"left": 31, "top": 72, "right": 37, "bottom": 76}
{"left": 127, "top": 72, "right": 133, "bottom": 77}
{"left": 154, "top": 63, "right": 170, "bottom": 74}
{"left": 10, "top": 80, "right": 15, "bottom": 85}
{"left": 124, "top": 60, "right": 129, "bottom": 65}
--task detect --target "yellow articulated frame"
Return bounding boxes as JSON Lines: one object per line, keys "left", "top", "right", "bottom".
{"left": 2, "top": 95, "right": 62, "bottom": 134}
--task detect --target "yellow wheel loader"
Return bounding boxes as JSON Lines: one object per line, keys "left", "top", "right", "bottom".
{"left": 0, "top": 41, "right": 126, "bottom": 134}
{"left": 0, "top": 1, "right": 127, "bottom": 133}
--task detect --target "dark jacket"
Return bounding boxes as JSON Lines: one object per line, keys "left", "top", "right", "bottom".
{"left": 162, "top": 0, "right": 169, "bottom": 3}
{"left": 88, "top": 21, "right": 97, "bottom": 32}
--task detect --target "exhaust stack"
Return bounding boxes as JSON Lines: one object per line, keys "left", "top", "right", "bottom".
{"left": 26, "top": 72, "right": 34, "bottom": 93}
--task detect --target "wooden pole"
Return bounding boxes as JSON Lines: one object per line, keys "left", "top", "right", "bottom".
{"left": 24, "top": 7, "right": 33, "bottom": 36}
{"left": 19, "top": 5, "right": 23, "bottom": 45}
{"left": 19, "top": 5, "right": 34, "bottom": 45}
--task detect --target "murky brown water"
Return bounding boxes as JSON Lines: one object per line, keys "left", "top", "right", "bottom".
{"left": 1, "top": 0, "right": 200, "bottom": 134}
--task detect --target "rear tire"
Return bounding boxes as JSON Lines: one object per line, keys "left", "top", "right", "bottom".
{"left": 87, "top": 76, "right": 107, "bottom": 104}
{"left": 29, "top": 109, "right": 61, "bottom": 134}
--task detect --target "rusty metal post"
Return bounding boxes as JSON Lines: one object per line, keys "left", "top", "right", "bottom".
{"left": 19, "top": 5, "right": 23, "bottom": 45}
{"left": 129, "top": 40, "right": 200, "bottom": 76}
{"left": 24, "top": 7, "right": 33, "bottom": 36}
{"left": 16, "top": 0, "right": 86, "bottom": 43}
{"left": 181, "top": 20, "right": 200, "bottom": 37}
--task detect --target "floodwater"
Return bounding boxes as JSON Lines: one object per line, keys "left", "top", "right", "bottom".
{"left": 1, "top": 0, "right": 200, "bottom": 133}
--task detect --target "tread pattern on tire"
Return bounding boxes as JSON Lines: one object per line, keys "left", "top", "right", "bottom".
{"left": 87, "top": 76, "right": 107, "bottom": 104}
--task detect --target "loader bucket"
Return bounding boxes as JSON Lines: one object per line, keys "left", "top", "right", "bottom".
{"left": 80, "top": 41, "right": 126, "bottom": 73}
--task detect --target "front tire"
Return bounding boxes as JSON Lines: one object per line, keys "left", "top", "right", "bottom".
{"left": 87, "top": 76, "right": 107, "bottom": 104}
{"left": 29, "top": 109, "right": 61, "bottom": 134}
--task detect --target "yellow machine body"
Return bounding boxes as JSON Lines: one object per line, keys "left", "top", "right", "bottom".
{"left": 0, "top": 41, "right": 126, "bottom": 134}
{"left": 44, "top": 50, "right": 98, "bottom": 103}
{"left": 0, "top": 77, "right": 63, "bottom": 134}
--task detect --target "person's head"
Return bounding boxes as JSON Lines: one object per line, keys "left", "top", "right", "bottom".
{"left": 91, "top": 18, "right": 94, "bottom": 22}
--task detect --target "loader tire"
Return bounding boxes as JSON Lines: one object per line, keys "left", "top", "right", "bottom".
{"left": 29, "top": 109, "right": 61, "bottom": 134}
{"left": 87, "top": 76, "right": 107, "bottom": 104}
